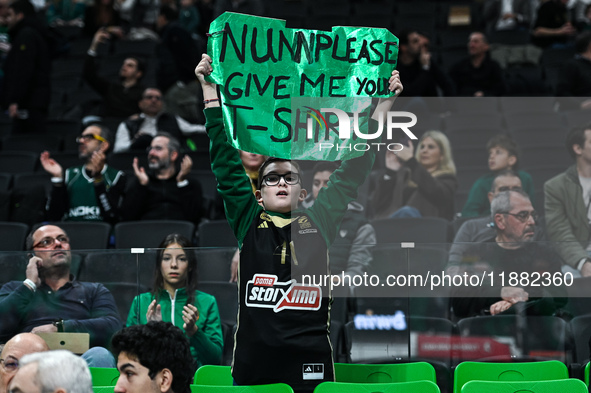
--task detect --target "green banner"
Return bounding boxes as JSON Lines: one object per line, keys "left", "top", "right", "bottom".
{"left": 206, "top": 12, "right": 398, "bottom": 160}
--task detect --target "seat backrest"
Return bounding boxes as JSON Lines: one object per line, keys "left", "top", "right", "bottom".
{"left": 47, "top": 221, "right": 111, "bottom": 251}
{"left": 193, "top": 365, "right": 232, "bottom": 386}
{"left": 453, "top": 361, "right": 569, "bottom": 393}
{"left": 570, "top": 315, "right": 591, "bottom": 363}
{"left": 79, "top": 251, "right": 153, "bottom": 287}
{"left": 370, "top": 217, "right": 449, "bottom": 245}
{"left": 0, "top": 222, "right": 28, "bottom": 251}
{"left": 456, "top": 316, "right": 570, "bottom": 364}
{"left": 197, "top": 281, "right": 238, "bottom": 327}
{"left": 189, "top": 383, "right": 294, "bottom": 393}
{"left": 461, "top": 379, "right": 586, "bottom": 393}
{"left": 114, "top": 220, "right": 195, "bottom": 249}
{"left": 0, "top": 152, "right": 38, "bottom": 174}
{"left": 89, "top": 367, "right": 119, "bottom": 386}
{"left": 314, "top": 381, "right": 440, "bottom": 393}
{"left": 334, "top": 362, "right": 436, "bottom": 383}
{"left": 197, "top": 220, "right": 237, "bottom": 248}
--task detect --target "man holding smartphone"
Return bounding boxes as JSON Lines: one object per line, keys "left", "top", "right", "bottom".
{"left": 0, "top": 224, "right": 121, "bottom": 348}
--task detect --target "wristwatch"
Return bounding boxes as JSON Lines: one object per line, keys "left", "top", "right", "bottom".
{"left": 53, "top": 319, "right": 64, "bottom": 332}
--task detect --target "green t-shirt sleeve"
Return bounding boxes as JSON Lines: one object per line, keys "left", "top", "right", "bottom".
{"left": 205, "top": 107, "right": 262, "bottom": 247}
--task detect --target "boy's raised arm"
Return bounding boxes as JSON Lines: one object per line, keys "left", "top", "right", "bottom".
{"left": 196, "top": 54, "right": 261, "bottom": 247}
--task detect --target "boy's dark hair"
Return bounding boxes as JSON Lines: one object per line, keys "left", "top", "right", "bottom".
{"left": 111, "top": 321, "right": 195, "bottom": 393}
{"left": 311, "top": 161, "right": 339, "bottom": 177}
{"left": 159, "top": 4, "right": 179, "bottom": 21}
{"left": 575, "top": 31, "right": 591, "bottom": 55}
{"left": 566, "top": 122, "right": 591, "bottom": 159}
{"left": 486, "top": 134, "right": 520, "bottom": 170}
{"left": 9, "top": 0, "right": 35, "bottom": 16}
{"left": 257, "top": 157, "right": 303, "bottom": 190}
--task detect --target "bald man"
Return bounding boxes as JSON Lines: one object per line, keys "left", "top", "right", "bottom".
{"left": 0, "top": 333, "right": 49, "bottom": 393}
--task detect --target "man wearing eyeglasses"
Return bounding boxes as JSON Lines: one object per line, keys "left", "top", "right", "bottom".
{"left": 452, "top": 189, "right": 566, "bottom": 318}
{"left": 0, "top": 224, "right": 122, "bottom": 347}
{"left": 121, "top": 133, "right": 204, "bottom": 224}
{"left": 39, "top": 124, "right": 126, "bottom": 224}
{"left": 448, "top": 169, "right": 547, "bottom": 266}
{"left": 112, "top": 88, "right": 205, "bottom": 154}
{"left": 0, "top": 333, "right": 48, "bottom": 393}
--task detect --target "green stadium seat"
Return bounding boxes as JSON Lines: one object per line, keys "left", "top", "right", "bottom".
{"left": 313, "top": 381, "right": 440, "bottom": 393}
{"left": 333, "top": 362, "right": 436, "bottom": 384}
{"left": 461, "top": 379, "right": 586, "bottom": 393}
{"left": 189, "top": 384, "right": 293, "bottom": 393}
{"left": 453, "top": 361, "right": 568, "bottom": 393}
{"left": 89, "top": 367, "right": 119, "bottom": 386}
{"left": 194, "top": 365, "right": 233, "bottom": 386}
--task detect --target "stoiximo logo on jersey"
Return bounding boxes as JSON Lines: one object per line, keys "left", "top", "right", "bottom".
{"left": 291, "top": 97, "right": 417, "bottom": 160}
{"left": 245, "top": 274, "right": 322, "bottom": 313}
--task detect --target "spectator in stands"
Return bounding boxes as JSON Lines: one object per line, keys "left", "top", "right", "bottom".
{"left": 302, "top": 161, "right": 375, "bottom": 281}
{"left": 396, "top": 29, "right": 455, "bottom": 97}
{"left": 179, "top": 0, "right": 200, "bottom": 37}
{"left": 240, "top": 150, "right": 266, "bottom": 194}
{"left": 111, "top": 321, "right": 195, "bottom": 393}
{"left": 126, "top": 233, "right": 223, "bottom": 367}
{"left": 46, "top": 0, "right": 85, "bottom": 27}
{"left": 122, "top": 132, "right": 204, "bottom": 224}
{"left": 1, "top": 0, "right": 50, "bottom": 134}
{"left": 41, "top": 124, "right": 126, "bottom": 224}
{"left": 213, "top": 0, "right": 263, "bottom": 19}
{"left": 462, "top": 134, "right": 535, "bottom": 218}
{"left": 156, "top": 5, "right": 203, "bottom": 124}
{"left": 449, "top": 31, "right": 507, "bottom": 96}
{"left": 113, "top": 88, "right": 205, "bottom": 153}
{"left": 0, "top": 333, "right": 49, "bottom": 393}
{"left": 368, "top": 131, "right": 458, "bottom": 221}
{"left": 450, "top": 170, "right": 545, "bottom": 266}
{"left": 483, "top": 0, "right": 531, "bottom": 35}
{"left": 9, "top": 350, "right": 92, "bottom": 393}
{"left": 577, "top": 3, "right": 591, "bottom": 31}
{"left": 556, "top": 31, "right": 591, "bottom": 110}
{"left": 545, "top": 122, "right": 591, "bottom": 277}
{"left": 452, "top": 190, "right": 566, "bottom": 318}
{"left": 0, "top": 224, "right": 122, "bottom": 347}
{"left": 531, "top": 0, "right": 576, "bottom": 48}
{"left": 84, "top": 28, "right": 145, "bottom": 118}
{"left": 83, "top": 0, "right": 122, "bottom": 36}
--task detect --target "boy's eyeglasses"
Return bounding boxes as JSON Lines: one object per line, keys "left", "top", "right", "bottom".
{"left": 262, "top": 173, "right": 300, "bottom": 186}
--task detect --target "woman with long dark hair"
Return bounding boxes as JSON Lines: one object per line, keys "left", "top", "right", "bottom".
{"left": 126, "top": 233, "right": 223, "bottom": 366}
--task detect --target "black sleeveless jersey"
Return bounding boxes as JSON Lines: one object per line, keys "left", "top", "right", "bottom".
{"left": 233, "top": 211, "right": 333, "bottom": 391}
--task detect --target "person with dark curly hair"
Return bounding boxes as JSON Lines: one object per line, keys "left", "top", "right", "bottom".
{"left": 126, "top": 233, "right": 223, "bottom": 368}
{"left": 111, "top": 321, "right": 195, "bottom": 393}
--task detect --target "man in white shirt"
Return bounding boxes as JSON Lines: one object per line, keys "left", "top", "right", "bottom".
{"left": 113, "top": 87, "right": 205, "bottom": 153}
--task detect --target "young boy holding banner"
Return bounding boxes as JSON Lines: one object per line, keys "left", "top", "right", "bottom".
{"left": 195, "top": 53, "right": 402, "bottom": 393}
